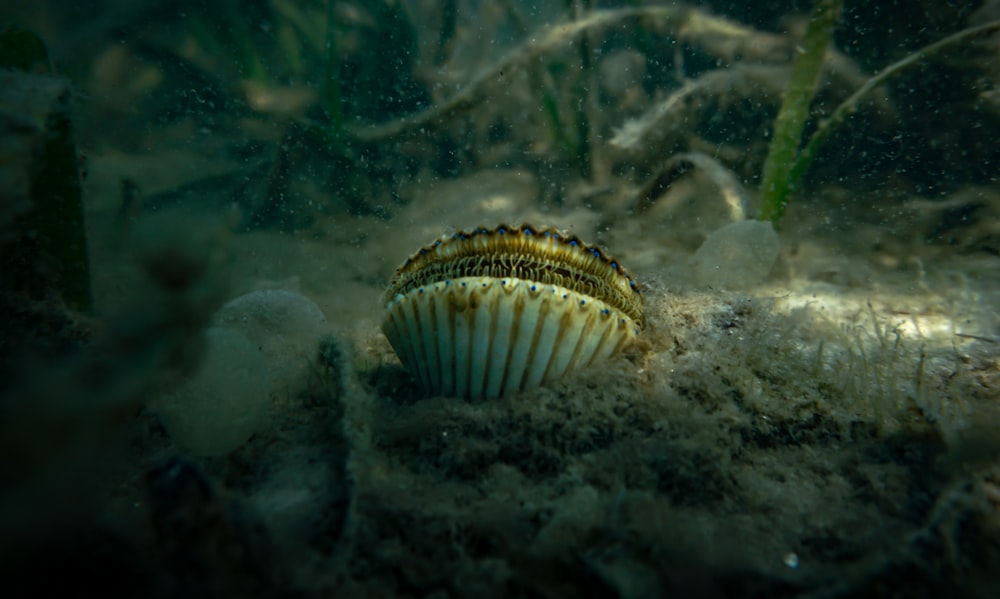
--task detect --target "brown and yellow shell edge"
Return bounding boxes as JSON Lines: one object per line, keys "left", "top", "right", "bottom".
{"left": 383, "top": 223, "right": 644, "bottom": 328}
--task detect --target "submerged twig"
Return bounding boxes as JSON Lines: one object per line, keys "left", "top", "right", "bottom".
{"left": 677, "top": 9, "right": 791, "bottom": 63}
{"left": 348, "top": 6, "right": 687, "bottom": 142}
{"left": 610, "top": 64, "right": 789, "bottom": 153}
{"left": 635, "top": 152, "right": 750, "bottom": 221}
{"left": 954, "top": 333, "right": 999, "bottom": 344}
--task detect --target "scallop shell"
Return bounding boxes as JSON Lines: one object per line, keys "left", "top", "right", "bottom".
{"left": 381, "top": 224, "right": 643, "bottom": 399}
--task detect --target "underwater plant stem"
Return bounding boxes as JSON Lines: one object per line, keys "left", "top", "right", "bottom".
{"left": 222, "top": 0, "right": 267, "bottom": 82}
{"left": 571, "top": 0, "right": 595, "bottom": 180}
{"left": 433, "top": 0, "right": 458, "bottom": 65}
{"left": 786, "top": 18, "right": 1000, "bottom": 199}
{"left": 322, "top": 0, "right": 344, "bottom": 135}
{"left": 537, "top": 69, "right": 574, "bottom": 156}
{"left": 1, "top": 31, "right": 91, "bottom": 311}
{"left": 35, "top": 100, "right": 91, "bottom": 312}
{"left": 758, "top": 0, "right": 841, "bottom": 224}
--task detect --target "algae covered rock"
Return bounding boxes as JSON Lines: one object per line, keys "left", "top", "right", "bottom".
{"left": 155, "top": 327, "right": 272, "bottom": 457}
{"left": 153, "top": 289, "right": 329, "bottom": 457}
{"left": 691, "top": 220, "right": 780, "bottom": 289}
{"left": 214, "top": 289, "right": 329, "bottom": 396}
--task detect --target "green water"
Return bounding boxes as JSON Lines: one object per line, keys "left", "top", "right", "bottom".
{"left": 2, "top": 1, "right": 998, "bottom": 596}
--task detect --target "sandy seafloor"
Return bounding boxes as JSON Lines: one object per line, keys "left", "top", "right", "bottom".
{"left": 3, "top": 1, "right": 1000, "bottom": 597}
{"left": 72, "top": 154, "right": 1000, "bottom": 598}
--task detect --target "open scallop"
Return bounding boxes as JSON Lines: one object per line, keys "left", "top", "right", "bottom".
{"left": 381, "top": 224, "right": 643, "bottom": 399}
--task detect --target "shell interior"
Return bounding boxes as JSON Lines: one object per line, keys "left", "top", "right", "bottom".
{"left": 382, "top": 225, "right": 643, "bottom": 399}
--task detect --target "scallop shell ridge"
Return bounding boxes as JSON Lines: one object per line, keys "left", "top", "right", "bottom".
{"left": 382, "top": 224, "right": 643, "bottom": 399}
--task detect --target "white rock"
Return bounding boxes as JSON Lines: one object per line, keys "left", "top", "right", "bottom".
{"left": 691, "top": 220, "right": 780, "bottom": 289}
{"left": 154, "top": 289, "right": 329, "bottom": 456}
{"left": 213, "top": 289, "right": 329, "bottom": 396}
{"left": 156, "top": 327, "right": 271, "bottom": 457}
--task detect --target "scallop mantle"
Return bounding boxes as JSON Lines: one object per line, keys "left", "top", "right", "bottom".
{"left": 381, "top": 224, "right": 643, "bottom": 399}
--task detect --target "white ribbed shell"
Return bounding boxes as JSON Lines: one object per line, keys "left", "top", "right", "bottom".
{"left": 382, "top": 275, "right": 639, "bottom": 400}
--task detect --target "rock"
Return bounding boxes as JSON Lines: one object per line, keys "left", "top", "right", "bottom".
{"left": 213, "top": 289, "right": 329, "bottom": 396}
{"left": 691, "top": 220, "right": 780, "bottom": 289}
{"left": 155, "top": 327, "right": 272, "bottom": 457}
{"left": 155, "top": 289, "right": 329, "bottom": 456}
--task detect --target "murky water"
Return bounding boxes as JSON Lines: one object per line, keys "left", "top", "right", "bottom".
{"left": 2, "top": 1, "right": 998, "bottom": 596}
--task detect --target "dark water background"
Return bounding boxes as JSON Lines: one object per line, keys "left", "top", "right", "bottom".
{"left": 2, "top": 1, "right": 999, "bottom": 597}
